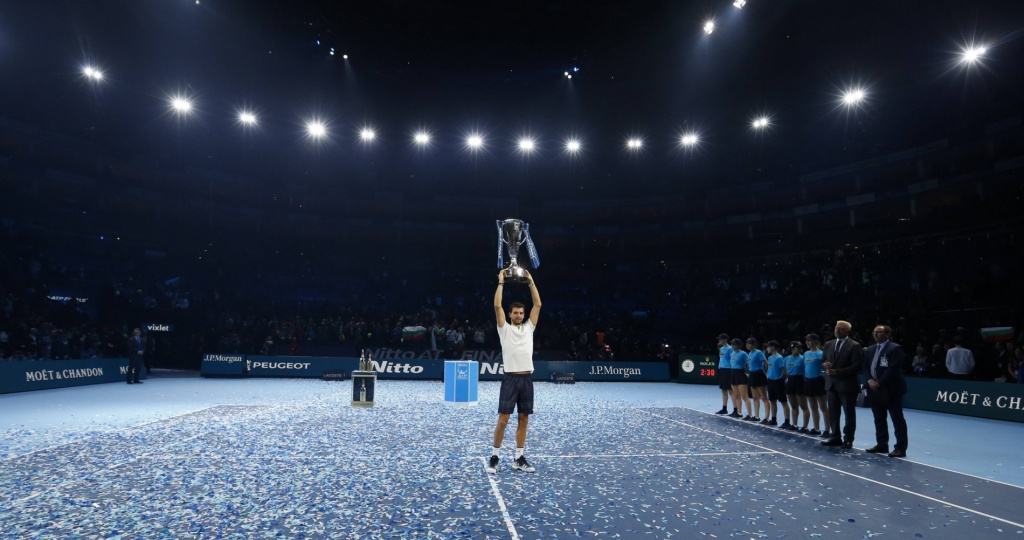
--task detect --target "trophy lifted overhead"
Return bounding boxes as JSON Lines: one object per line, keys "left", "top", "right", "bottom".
{"left": 496, "top": 218, "right": 540, "bottom": 284}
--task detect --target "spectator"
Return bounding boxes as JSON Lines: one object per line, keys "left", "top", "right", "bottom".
{"left": 945, "top": 338, "right": 975, "bottom": 380}
{"left": 1013, "top": 346, "right": 1023, "bottom": 384}
{"left": 566, "top": 340, "right": 580, "bottom": 360}
{"left": 911, "top": 344, "right": 929, "bottom": 377}
{"left": 454, "top": 327, "right": 465, "bottom": 357}
{"left": 430, "top": 320, "right": 445, "bottom": 358}
{"left": 929, "top": 343, "right": 948, "bottom": 378}
{"left": 994, "top": 341, "right": 1014, "bottom": 382}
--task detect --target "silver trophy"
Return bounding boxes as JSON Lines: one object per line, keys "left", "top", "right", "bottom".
{"left": 497, "top": 218, "right": 539, "bottom": 284}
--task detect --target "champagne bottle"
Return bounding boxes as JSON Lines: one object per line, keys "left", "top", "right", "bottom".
{"left": 359, "top": 349, "right": 366, "bottom": 371}
{"left": 360, "top": 380, "right": 367, "bottom": 402}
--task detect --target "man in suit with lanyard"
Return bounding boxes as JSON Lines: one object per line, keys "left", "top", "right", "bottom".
{"left": 821, "top": 320, "right": 863, "bottom": 448}
{"left": 125, "top": 328, "right": 145, "bottom": 384}
{"left": 863, "top": 325, "right": 908, "bottom": 458}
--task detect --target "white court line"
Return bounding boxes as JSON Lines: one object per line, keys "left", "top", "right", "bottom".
{"left": 108, "top": 451, "right": 778, "bottom": 461}
{"left": 484, "top": 460, "right": 520, "bottom": 540}
{"left": 528, "top": 451, "right": 778, "bottom": 459}
{"left": 682, "top": 406, "right": 1024, "bottom": 491}
{"left": 2, "top": 405, "right": 223, "bottom": 464}
{"left": 141, "top": 455, "right": 406, "bottom": 461}
{"left": 647, "top": 410, "right": 1024, "bottom": 530}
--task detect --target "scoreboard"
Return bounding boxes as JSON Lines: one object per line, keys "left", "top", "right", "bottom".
{"left": 677, "top": 354, "right": 719, "bottom": 385}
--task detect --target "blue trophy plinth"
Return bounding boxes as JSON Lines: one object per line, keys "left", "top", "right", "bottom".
{"left": 444, "top": 361, "right": 478, "bottom": 405}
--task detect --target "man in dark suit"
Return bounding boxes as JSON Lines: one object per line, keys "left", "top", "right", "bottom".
{"left": 821, "top": 320, "right": 863, "bottom": 448}
{"left": 125, "top": 328, "right": 145, "bottom": 384}
{"left": 863, "top": 325, "right": 908, "bottom": 457}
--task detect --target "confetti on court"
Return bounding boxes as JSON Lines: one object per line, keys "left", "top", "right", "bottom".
{"left": 1, "top": 381, "right": 1022, "bottom": 538}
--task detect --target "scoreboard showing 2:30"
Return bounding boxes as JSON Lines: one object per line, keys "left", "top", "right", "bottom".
{"left": 678, "top": 355, "right": 719, "bottom": 385}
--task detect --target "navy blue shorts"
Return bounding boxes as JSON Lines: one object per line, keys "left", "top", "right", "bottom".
{"left": 785, "top": 375, "right": 805, "bottom": 395}
{"left": 499, "top": 374, "right": 534, "bottom": 415}
{"left": 804, "top": 376, "right": 825, "bottom": 397}
{"left": 718, "top": 367, "right": 732, "bottom": 390}
{"left": 748, "top": 371, "right": 767, "bottom": 388}
{"left": 767, "top": 378, "right": 787, "bottom": 402}
{"left": 731, "top": 370, "right": 748, "bottom": 386}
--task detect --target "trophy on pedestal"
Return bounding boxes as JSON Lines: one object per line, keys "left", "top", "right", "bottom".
{"left": 352, "top": 351, "right": 376, "bottom": 407}
{"left": 496, "top": 219, "right": 540, "bottom": 283}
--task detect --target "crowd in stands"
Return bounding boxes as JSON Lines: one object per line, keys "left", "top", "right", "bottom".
{"left": 3, "top": 211, "right": 1022, "bottom": 387}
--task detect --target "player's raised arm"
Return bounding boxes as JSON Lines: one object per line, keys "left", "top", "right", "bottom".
{"left": 494, "top": 271, "right": 506, "bottom": 327}
{"left": 525, "top": 270, "right": 541, "bottom": 327}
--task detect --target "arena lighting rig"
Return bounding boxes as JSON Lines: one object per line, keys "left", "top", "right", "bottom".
{"left": 82, "top": 66, "right": 104, "bottom": 81}
{"left": 841, "top": 88, "right": 867, "bottom": 108}
{"left": 169, "top": 96, "right": 193, "bottom": 115}
{"left": 960, "top": 45, "right": 986, "bottom": 65}
{"left": 306, "top": 121, "right": 327, "bottom": 139}
{"left": 63, "top": 0, "right": 1000, "bottom": 163}
{"left": 466, "top": 134, "right": 484, "bottom": 150}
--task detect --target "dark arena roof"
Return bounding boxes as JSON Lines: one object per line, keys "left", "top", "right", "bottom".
{"left": 0, "top": 0, "right": 1022, "bottom": 366}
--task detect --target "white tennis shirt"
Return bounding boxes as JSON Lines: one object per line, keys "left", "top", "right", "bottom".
{"left": 496, "top": 320, "right": 535, "bottom": 373}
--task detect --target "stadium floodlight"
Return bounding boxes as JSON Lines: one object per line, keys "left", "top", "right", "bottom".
{"left": 842, "top": 88, "right": 866, "bottom": 107}
{"left": 751, "top": 116, "right": 769, "bottom": 129}
{"left": 170, "top": 96, "right": 192, "bottom": 114}
{"left": 960, "top": 45, "right": 986, "bottom": 65}
{"left": 466, "top": 134, "right": 484, "bottom": 149}
{"left": 566, "top": 140, "right": 581, "bottom": 153}
{"left": 518, "top": 138, "right": 536, "bottom": 152}
{"left": 82, "top": 66, "right": 104, "bottom": 81}
{"left": 238, "top": 112, "right": 257, "bottom": 125}
{"left": 704, "top": 20, "right": 715, "bottom": 35}
{"left": 680, "top": 133, "right": 699, "bottom": 146}
{"left": 414, "top": 132, "right": 431, "bottom": 145}
{"left": 306, "top": 121, "right": 327, "bottom": 138}
{"left": 360, "top": 128, "right": 376, "bottom": 141}
{"left": 733, "top": 0, "right": 746, "bottom": 8}
{"left": 627, "top": 138, "right": 643, "bottom": 149}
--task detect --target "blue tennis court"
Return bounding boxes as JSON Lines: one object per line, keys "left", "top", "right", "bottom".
{"left": 2, "top": 378, "right": 1022, "bottom": 538}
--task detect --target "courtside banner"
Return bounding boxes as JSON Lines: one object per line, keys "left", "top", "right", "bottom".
{"left": 241, "top": 357, "right": 669, "bottom": 382}
{"left": 0, "top": 358, "right": 145, "bottom": 394}
{"left": 201, "top": 354, "right": 246, "bottom": 376}
{"left": 904, "top": 378, "right": 1024, "bottom": 423}
{"left": 476, "top": 360, "right": 669, "bottom": 382}
{"left": 245, "top": 356, "right": 444, "bottom": 379}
